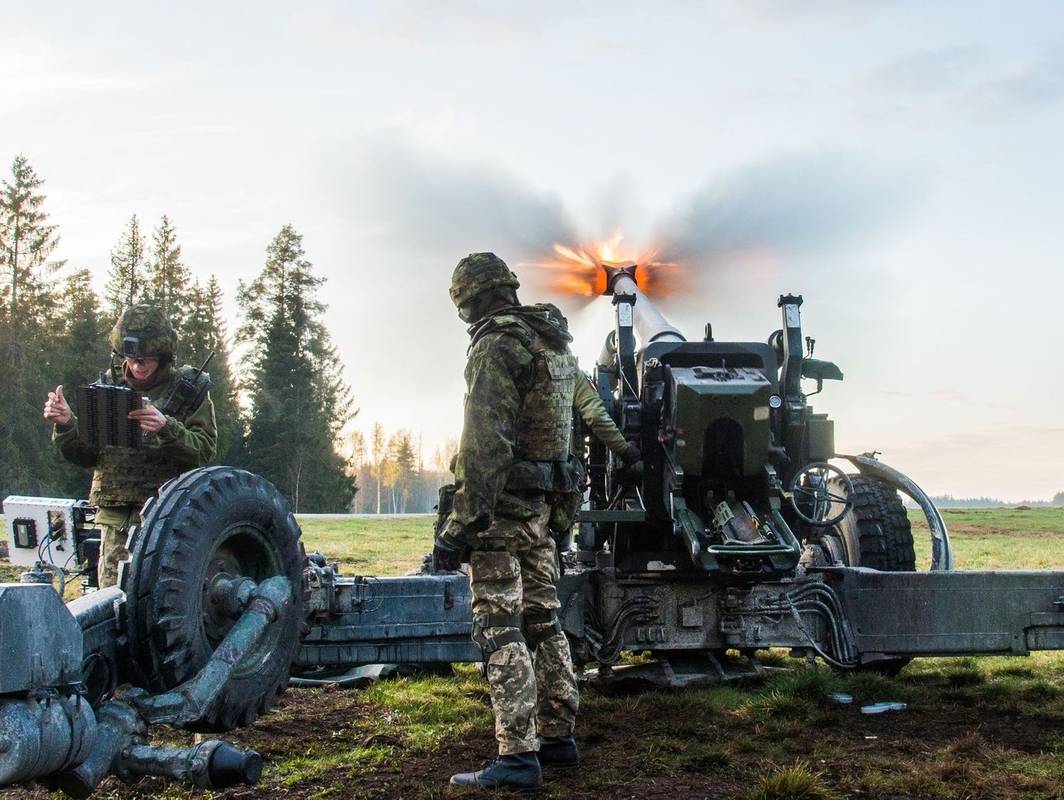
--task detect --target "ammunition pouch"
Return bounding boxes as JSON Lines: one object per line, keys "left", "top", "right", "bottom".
{"left": 523, "top": 610, "right": 563, "bottom": 651}
{"left": 505, "top": 459, "right": 580, "bottom": 495}
{"left": 547, "top": 491, "right": 581, "bottom": 536}
{"left": 472, "top": 612, "right": 526, "bottom": 654}
{"left": 495, "top": 490, "right": 546, "bottom": 522}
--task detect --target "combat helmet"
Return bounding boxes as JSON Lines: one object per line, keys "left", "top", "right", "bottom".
{"left": 109, "top": 303, "right": 177, "bottom": 360}
{"left": 449, "top": 252, "right": 520, "bottom": 307}
{"left": 540, "top": 302, "right": 570, "bottom": 332}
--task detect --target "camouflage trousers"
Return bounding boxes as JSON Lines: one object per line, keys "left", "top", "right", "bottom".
{"left": 96, "top": 507, "right": 140, "bottom": 588}
{"left": 468, "top": 502, "right": 580, "bottom": 756}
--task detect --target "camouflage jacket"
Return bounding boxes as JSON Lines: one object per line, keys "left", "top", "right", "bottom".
{"left": 573, "top": 373, "right": 628, "bottom": 455}
{"left": 450, "top": 305, "right": 580, "bottom": 535}
{"left": 53, "top": 363, "right": 217, "bottom": 508}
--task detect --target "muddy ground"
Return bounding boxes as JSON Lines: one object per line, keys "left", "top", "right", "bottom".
{"left": 11, "top": 655, "right": 1063, "bottom": 800}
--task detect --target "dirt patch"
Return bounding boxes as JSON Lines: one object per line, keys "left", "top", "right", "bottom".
{"left": 6, "top": 679, "right": 1063, "bottom": 800}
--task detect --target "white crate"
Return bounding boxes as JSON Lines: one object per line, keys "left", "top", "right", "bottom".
{"left": 3, "top": 496, "right": 84, "bottom": 570}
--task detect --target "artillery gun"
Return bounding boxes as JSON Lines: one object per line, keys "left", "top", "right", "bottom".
{"left": 2, "top": 263, "right": 1062, "bottom": 795}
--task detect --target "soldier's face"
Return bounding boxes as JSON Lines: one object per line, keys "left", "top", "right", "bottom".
{"left": 457, "top": 302, "right": 476, "bottom": 323}
{"left": 125, "top": 356, "right": 160, "bottom": 381}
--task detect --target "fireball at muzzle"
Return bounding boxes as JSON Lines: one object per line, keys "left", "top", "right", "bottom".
{"left": 522, "top": 235, "right": 688, "bottom": 300}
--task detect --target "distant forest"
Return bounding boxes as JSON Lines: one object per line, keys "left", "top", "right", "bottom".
{"left": 0, "top": 154, "right": 448, "bottom": 513}
{"left": 917, "top": 493, "right": 1064, "bottom": 509}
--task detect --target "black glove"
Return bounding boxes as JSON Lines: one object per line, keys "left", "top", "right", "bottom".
{"left": 618, "top": 460, "right": 644, "bottom": 485}
{"left": 432, "top": 521, "right": 469, "bottom": 572}
{"left": 432, "top": 538, "right": 463, "bottom": 572}
{"left": 620, "top": 442, "right": 642, "bottom": 465}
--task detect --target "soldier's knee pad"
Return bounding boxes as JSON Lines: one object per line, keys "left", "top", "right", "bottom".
{"left": 523, "top": 610, "right": 563, "bottom": 652}
{"left": 472, "top": 612, "right": 526, "bottom": 654}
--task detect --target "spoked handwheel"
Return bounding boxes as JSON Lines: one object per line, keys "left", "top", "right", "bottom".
{"left": 788, "top": 462, "right": 854, "bottom": 527}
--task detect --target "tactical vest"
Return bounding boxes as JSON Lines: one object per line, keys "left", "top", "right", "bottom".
{"left": 89, "top": 365, "right": 210, "bottom": 508}
{"left": 514, "top": 337, "right": 578, "bottom": 463}
{"left": 471, "top": 314, "right": 579, "bottom": 494}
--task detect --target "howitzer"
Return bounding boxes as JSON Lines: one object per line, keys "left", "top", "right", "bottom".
{"left": 2, "top": 264, "right": 1062, "bottom": 794}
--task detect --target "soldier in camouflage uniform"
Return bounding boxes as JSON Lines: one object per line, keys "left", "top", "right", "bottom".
{"left": 539, "top": 303, "right": 642, "bottom": 540}
{"left": 434, "top": 253, "right": 582, "bottom": 790}
{"left": 43, "top": 304, "right": 217, "bottom": 588}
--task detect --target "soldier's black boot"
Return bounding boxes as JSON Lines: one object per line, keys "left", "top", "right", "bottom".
{"left": 537, "top": 735, "right": 579, "bottom": 767}
{"left": 449, "top": 752, "right": 542, "bottom": 790}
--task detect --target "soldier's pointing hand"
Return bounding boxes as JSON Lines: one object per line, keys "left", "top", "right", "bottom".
{"left": 43, "top": 384, "right": 72, "bottom": 426}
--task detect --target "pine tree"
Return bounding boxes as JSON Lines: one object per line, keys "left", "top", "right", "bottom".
{"left": 144, "top": 214, "right": 191, "bottom": 331}
{"left": 0, "top": 155, "right": 66, "bottom": 497}
{"left": 390, "top": 431, "right": 417, "bottom": 513}
{"left": 105, "top": 214, "right": 146, "bottom": 315}
{"left": 237, "top": 225, "right": 356, "bottom": 512}
{"left": 0, "top": 155, "right": 63, "bottom": 320}
{"left": 182, "top": 276, "right": 242, "bottom": 462}
{"left": 51, "top": 269, "right": 109, "bottom": 496}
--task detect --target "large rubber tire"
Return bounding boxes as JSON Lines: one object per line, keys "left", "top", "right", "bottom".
{"left": 831, "top": 475, "right": 915, "bottom": 571}
{"left": 120, "top": 467, "right": 304, "bottom": 732}
{"left": 829, "top": 475, "right": 914, "bottom": 675}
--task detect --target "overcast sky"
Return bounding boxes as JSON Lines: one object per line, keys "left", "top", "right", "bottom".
{"left": 4, "top": 1, "right": 1062, "bottom": 500}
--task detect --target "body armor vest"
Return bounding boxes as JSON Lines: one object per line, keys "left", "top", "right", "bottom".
{"left": 90, "top": 447, "right": 188, "bottom": 507}
{"left": 470, "top": 314, "right": 579, "bottom": 495}
{"left": 89, "top": 366, "right": 208, "bottom": 508}
{"left": 514, "top": 336, "right": 578, "bottom": 463}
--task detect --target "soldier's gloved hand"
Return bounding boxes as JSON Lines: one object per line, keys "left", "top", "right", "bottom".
{"left": 432, "top": 525, "right": 468, "bottom": 572}
{"left": 619, "top": 460, "right": 644, "bottom": 485}
{"left": 616, "top": 443, "right": 644, "bottom": 486}
{"left": 620, "top": 442, "right": 642, "bottom": 466}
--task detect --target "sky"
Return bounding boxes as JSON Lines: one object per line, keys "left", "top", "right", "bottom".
{"left": 3, "top": 1, "right": 1062, "bottom": 501}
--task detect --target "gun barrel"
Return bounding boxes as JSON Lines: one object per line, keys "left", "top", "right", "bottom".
{"left": 610, "top": 271, "right": 685, "bottom": 347}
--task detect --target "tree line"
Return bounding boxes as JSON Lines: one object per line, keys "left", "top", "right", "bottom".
{"left": 0, "top": 155, "right": 358, "bottom": 512}
{"left": 925, "top": 493, "right": 1064, "bottom": 509}
{"left": 347, "top": 427, "right": 455, "bottom": 515}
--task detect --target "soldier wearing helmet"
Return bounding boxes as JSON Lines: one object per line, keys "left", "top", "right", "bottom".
{"left": 537, "top": 303, "right": 642, "bottom": 538}
{"left": 43, "top": 304, "right": 218, "bottom": 587}
{"left": 435, "top": 253, "right": 582, "bottom": 791}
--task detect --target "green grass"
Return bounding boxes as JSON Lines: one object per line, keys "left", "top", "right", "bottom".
{"left": 748, "top": 761, "right": 840, "bottom": 800}
{"left": 296, "top": 507, "right": 1064, "bottom": 580}
{"left": 296, "top": 515, "right": 433, "bottom": 576}
{"left": 910, "top": 506, "right": 1063, "bottom": 570}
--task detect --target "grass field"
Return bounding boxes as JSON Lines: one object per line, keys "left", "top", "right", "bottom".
{"left": 3, "top": 507, "right": 1063, "bottom": 799}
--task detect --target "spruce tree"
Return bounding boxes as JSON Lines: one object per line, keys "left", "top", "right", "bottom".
{"left": 0, "top": 155, "right": 66, "bottom": 497}
{"left": 390, "top": 431, "right": 417, "bottom": 513}
{"left": 105, "top": 214, "right": 146, "bottom": 315}
{"left": 51, "top": 268, "right": 109, "bottom": 496}
{"left": 144, "top": 214, "right": 191, "bottom": 331}
{"left": 237, "top": 225, "right": 355, "bottom": 512}
{"left": 182, "top": 276, "right": 241, "bottom": 462}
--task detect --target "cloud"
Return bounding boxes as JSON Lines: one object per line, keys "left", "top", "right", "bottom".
{"left": 864, "top": 47, "right": 987, "bottom": 96}
{"left": 0, "top": 34, "right": 148, "bottom": 105}
{"left": 973, "top": 46, "right": 1064, "bottom": 111}
{"left": 859, "top": 42, "right": 1064, "bottom": 118}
